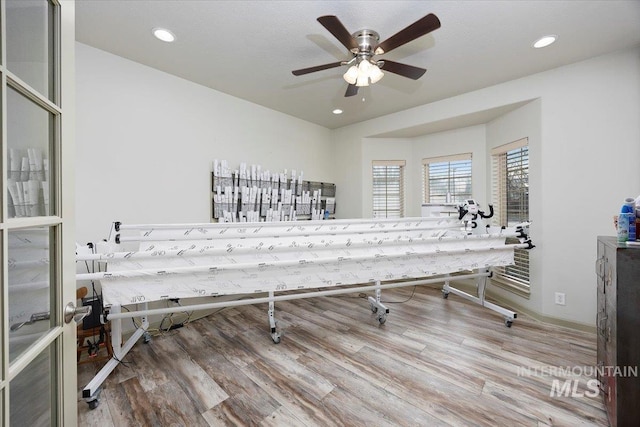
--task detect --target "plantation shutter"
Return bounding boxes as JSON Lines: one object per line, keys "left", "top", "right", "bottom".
{"left": 422, "top": 153, "right": 472, "bottom": 203}
{"left": 491, "top": 138, "right": 530, "bottom": 292}
{"left": 372, "top": 160, "right": 405, "bottom": 218}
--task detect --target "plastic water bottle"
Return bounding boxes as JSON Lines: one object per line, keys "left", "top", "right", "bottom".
{"left": 621, "top": 198, "right": 636, "bottom": 242}
{"left": 618, "top": 213, "right": 629, "bottom": 242}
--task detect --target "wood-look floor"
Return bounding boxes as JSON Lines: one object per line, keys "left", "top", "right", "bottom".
{"left": 77, "top": 285, "right": 608, "bottom": 426}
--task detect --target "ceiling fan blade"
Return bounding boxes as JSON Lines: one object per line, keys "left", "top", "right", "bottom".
{"left": 375, "top": 13, "right": 441, "bottom": 54}
{"left": 379, "top": 60, "right": 427, "bottom": 80}
{"left": 317, "top": 15, "right": 358, "bottom": 51}
{"left": 292, "top": 62, "right": 343, "bottom": 76}
{"left": 345, "top": 84, "right": 359, "bottom": 97}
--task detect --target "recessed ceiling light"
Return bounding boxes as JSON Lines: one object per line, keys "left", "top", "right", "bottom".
{"left": 332, "top": 109, "right": 343, "bottom": 115}
{"left": 532, "top": 35, "right": 557, "bottom": 49}
{"left": 153, "top": 28, "right": 176, "bottom": 43}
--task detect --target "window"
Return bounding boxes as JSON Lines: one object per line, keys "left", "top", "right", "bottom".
{"left": 422, "top": 153, "right": 472, "bottom": 203}
{"left": 491, "top": 138, "right": 530, "bottom": 294}
{"left": 372, "top": 160, "right": 405, "bottom": 218}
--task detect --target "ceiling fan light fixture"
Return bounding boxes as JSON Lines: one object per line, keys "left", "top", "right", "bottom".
{"left": 293, "top": 13, "right": 440, "bottom": 97}
{"left": 368, "top": 65, "right": 384, "bottom": 84}
{"left": 355, "top": 72, "right": 369, "bottom": 87}
{"left": 343, "top": 65, "right": 359, "bottom": 85}
{"left": 358, "top": 59, "right": 372, "bottom": 72}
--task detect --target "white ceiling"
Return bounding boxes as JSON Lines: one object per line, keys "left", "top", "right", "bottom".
{"left": 75, "top": 0, "right": 640, "bottom": 130}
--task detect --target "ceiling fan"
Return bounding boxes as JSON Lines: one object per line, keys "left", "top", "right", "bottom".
{"left": 292, "top": 14, "right": 441, "bottom": 97}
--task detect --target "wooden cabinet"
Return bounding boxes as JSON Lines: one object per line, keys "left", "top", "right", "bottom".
{"left": 596, "top": 236, "right": 640, "bottom": 427}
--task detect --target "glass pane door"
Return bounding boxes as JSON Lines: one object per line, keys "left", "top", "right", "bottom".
{"left": 8, "top": 227, "right": 54, "bottom": 362}
{"left": 5, "top": 0, "right": 54, "bottom": 100}
{"left": 10, "top": 344, "right": 57, "bottom": 425}
{"left": 6, "top": 86, "right": 53, "bottom": 219}
{"left": 2, "top": 1, "right": 75, "bottom": 425}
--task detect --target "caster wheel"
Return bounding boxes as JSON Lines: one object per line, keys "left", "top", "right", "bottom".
{"left": 378, "top": 315, "right": 387, "bottom": 324}
{"left": 88, "top": 399, "right": 99, "bottom": 410}
{"left": 371, "top": 305, "right": 378, "bottom": 313}
{"left": 442, "top": 292, "right": 449, "bottom": 299}
{"left": 505, "top": 320, "right": 513, "bottom": 328}
{"left": 143, "top": 332, "right": 152, "bottom": 343}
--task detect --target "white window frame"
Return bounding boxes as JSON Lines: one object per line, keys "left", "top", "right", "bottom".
{"left": 422, "top": 153, "right": 472, "bottom": 204}
{"left": 491, "top": 138, "right": 530, "bottom": 296}
{"left": 372, "top": 160, "right": 405, "bottom": 218}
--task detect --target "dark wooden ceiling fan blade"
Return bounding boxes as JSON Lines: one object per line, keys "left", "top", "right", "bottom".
{"left": 379, "top": 60, "right": 427, "bottom": 80}
{"left": 345, "top": 84, "right": 359, "bottom": 97}
{"left": 317, "top": 15, "right": 358, "bottom": 51}
{"left": 292, "top": 62, "right": 343, "bottom": 76}
{"left": 375, "top": 13, "right": 441, "bottom": 54}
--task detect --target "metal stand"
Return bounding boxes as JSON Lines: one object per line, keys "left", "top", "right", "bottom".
{"left": 82, "top": 272, "right": 491, "bottom": 409}
{"left": 82, "top": 303, "right": 150, "bottom": 407}
{"left": 441, "top": 269, "right": 517, "bottom": 327}
{"left": 268, "top": 291, "right": 281, "bottom": 343}
{"left": 367, "top": 281, "right": 389, "bottom": 324}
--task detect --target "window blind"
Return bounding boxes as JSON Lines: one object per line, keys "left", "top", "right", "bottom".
{"left": 372, "top": 160, "right": 405, "bottom": 218}
{"left": 422, "top": 153, "right": 472, "bottom": 203}
{"left": 491, "top": 139, "right": 530, "bottom": 292}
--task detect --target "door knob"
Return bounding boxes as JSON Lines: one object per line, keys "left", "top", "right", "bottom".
{"left": 64, "top": 302, "right": 92, "bottom": 324}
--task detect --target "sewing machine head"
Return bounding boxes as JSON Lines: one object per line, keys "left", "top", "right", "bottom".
{"left": 462, "top": 199, "right": 480, "bottom": 216}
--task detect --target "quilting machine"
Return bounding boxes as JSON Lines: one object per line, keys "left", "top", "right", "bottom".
{"left": 76, "top": 215, "right": 533, "bottom": 408}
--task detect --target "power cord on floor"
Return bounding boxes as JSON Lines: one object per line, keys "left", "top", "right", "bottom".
{"left": 327, "top": 287, "right": 418, "bottom": 304}
{"left": 382, "top": 286, "right": 417, "bottom": 304}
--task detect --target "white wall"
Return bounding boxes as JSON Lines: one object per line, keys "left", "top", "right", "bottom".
{"left": 333, "top": 47, "right": 640, "bottom": 327}
{"left": 359, "top": 126, "right": 488, "bottom": 218}
{"left": 75, "top": 42, "right": 333, "bottom": 244}
{"left": 485, "top": 99, "right": 542, "bottom": 315}
{"left": 331, "top": 136, "right": 362, "bottom": 219}
{"left": 410, "top": 125, "right": 488, "bottom": 217}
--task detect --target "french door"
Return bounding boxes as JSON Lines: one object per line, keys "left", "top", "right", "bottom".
{"left": 1, "top": 1, "right": 76, "bottom": 425}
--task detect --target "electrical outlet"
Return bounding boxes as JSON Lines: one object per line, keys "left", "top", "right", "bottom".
{"left": 555, "top": 292, "right": 566, "bottom": 306}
